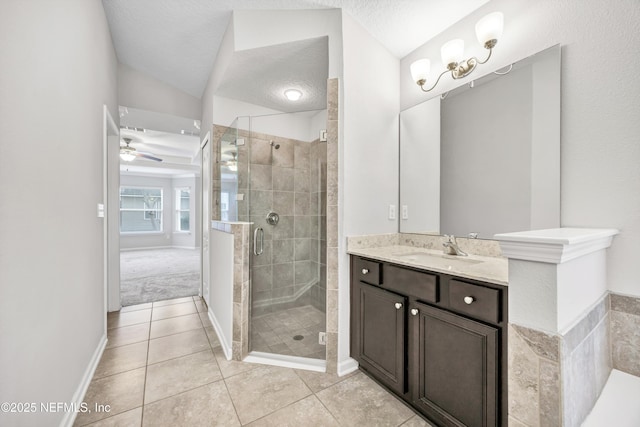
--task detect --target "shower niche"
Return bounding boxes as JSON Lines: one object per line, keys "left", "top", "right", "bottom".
{"left": 216, "top": 110, "right": 328, "bottom": 362}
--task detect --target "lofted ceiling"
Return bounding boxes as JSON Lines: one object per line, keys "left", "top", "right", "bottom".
{"left": 102, "top": 0, "right": 489, "bottom": 100}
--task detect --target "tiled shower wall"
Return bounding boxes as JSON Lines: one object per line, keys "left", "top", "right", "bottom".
{"left": 233, "top": 129, "right": 326, "bottom": 317}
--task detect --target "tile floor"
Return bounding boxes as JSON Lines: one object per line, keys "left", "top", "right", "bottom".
{"left": 75, "top": 296, "right": 433, "bottom": 426}
{"left": 251, "top": 305, "right": 326, "bottom": 359}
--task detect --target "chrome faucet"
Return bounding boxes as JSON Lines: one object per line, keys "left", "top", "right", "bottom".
{"left": 443, "top": 235, "right": 468, "bottom": 256}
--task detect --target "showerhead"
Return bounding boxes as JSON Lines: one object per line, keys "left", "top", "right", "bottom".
{"left": 270, "top": 140, "right": 280, "bottom": 150}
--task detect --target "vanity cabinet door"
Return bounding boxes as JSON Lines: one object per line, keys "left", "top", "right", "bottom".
{"left": 410, "top": 301, "right": 499, "bottom": 427}
{"left": 354, "top": 281, "right": 407, "bottom": 395}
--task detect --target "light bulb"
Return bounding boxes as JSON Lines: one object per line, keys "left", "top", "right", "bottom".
{"left": 410, "top": 59, "right": 430, "bottom": 84}
{"left": 284, "top": 89, "right": 302, "bottom": 101}
{"left": 120, "top": 151, "right": 136, "bottom": 162}
{"left": 441, "top": 39, "right": 465, "bottom": 68}
{"left": 476, "top": 12, "right": 504, "bottom": 48}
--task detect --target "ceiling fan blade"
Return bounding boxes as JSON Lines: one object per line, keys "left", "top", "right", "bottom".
{"left": 135, "top": 152, "right": 163, "bottom": 162}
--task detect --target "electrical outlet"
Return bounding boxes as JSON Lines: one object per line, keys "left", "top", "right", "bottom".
{"left": 388, "top": 204, "right": 396, "bottom": 220}
{"left": 319, "top": 332, "right": 326, "bottom": 345}
{"left": 402, "top": 205, "right": 409, "bottom": 220}
{"left": 97, "top": 203, "right": 105, "bottom": 218}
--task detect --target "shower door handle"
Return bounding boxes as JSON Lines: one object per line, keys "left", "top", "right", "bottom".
{"left": 253, "top": 227, "right": 264, "bottom": 255}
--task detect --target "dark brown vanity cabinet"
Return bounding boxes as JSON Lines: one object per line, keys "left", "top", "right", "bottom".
{"left": 350, "top": 256, "right": 507, "bottom": 427}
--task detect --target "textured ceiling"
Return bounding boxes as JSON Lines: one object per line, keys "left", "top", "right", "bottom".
{"left": 102, "top": 0, "right": 488, "bottom": 99}
{"left": 216, "top": 37, "right": 328, "bottom": 112}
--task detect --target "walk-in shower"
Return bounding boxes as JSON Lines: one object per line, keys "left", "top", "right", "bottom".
{"left": 216, "top": 110, "right": 328, "bottom": 363}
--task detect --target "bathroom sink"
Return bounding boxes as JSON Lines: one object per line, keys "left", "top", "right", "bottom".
{"left": 391, "top": 252, "right": 483, "bottom": 269}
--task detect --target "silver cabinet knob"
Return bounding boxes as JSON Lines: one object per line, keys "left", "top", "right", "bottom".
{"left": 362, "top": 268, "right": 369, "bottom": 275}
{"left": 395, "top": 302, "right": 403, "bottom": 310}
{"left": 464, "top": 296, "right": 475, "bottom": 305}
{"left": 410, "top": 308, "right": 419, "bottom": 316}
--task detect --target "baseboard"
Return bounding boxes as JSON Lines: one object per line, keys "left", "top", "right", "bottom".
{"left": 120, "top": 245, "right": 198, "bottom": 252}
{"left": 60, "top": 334, "right": 107, "bottom": 427}
{"left": 208, "top": 308, "right": 232, "bottom": 360}
{"left": 338, "top": 357, "right": 359, "bottom": 377}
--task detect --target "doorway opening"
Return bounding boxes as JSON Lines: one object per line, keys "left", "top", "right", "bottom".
{"left": 115, "top": 107, "right": 203, "bottom": 307}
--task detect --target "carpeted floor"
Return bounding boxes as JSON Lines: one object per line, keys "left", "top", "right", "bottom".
{"left": 120, "top": 248, "right": 200, "bottom": 306}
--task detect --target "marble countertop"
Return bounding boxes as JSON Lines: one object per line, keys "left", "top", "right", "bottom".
{"left": 347, "top": 245, "right": 508, "bottom": 286}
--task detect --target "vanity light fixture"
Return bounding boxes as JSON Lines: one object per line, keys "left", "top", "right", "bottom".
{"left": 410, "top": 12, "right": 504, "bottom": 93}
{"left": 284, "top": 89, "right": 302, "bottom": 101}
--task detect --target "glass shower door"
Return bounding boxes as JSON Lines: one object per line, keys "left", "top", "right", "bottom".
{"left": 247, "top": 111, "right": 327, "bottom": 360}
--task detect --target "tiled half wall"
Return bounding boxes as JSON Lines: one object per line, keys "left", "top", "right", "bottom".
{"left": 509, "top": 292, "right": 640, "bottom": 427}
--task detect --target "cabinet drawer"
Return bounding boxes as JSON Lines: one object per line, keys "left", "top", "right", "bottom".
{"left": 355, "top": 258, "right": 382, "bottom": 285}
{"left": 449, "top": 280, "right": 501, "bottom": 324}
{"left": 384, "top": 265, "right": 438, "bottom": 303}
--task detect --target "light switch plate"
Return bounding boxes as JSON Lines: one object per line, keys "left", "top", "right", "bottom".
{"left": 97, "top": 203, "right": 105, "bottom": 218}
{"left": 402, "top": 205, "right": 409, "bottom": 220}
{"left": 388, "top": 204, "right": 396, "bottom": 220}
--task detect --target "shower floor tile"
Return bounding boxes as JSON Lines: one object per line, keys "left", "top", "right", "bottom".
{"left": 251, "top": 305, "right": 326, "bottom": 359}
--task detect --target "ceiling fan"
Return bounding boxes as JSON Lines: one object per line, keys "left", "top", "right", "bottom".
{"left": 120, "top": 138, "right": 163, "bottom": 162}
{"left": 220, "top": 151, "right": 238, "bottom": 171}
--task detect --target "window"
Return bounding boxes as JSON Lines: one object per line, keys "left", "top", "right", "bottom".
{"left": 119, "top": 187, "right": 163, "bottom": 232}
{"left": 175, "top": 188, "right": 190, "bottom": 232}
{"left": 221, "top": 192, "right": 229, "bottom": 221}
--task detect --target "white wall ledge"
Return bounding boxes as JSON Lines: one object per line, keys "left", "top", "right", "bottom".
{"left": 495, "top": 228, "right": 619, "bottom": 263}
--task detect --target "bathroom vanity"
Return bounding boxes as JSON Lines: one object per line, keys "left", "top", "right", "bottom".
{"left": 348, "top": 244, "right": 508, "bottom": 427}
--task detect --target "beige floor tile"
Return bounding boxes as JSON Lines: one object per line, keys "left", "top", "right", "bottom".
{"left": 120, "top": 303, "right": 152, "bottom": 313}
{"left": 204, "top": 326, "right": 221, "bottom": 349}
{"left": 142, "top": 382, "right": 240, "bottom": 427}
{"left": 149, "top": 313, "right": 202, "bottom": 339}
{"left": 213, "top": 346, "right": 257, "bottom": 379}
{"left": 94, "top": 341, "right": 148, "bottom": 379}
{"left": 147, "top": 329, "right": 210, "bottom": 364}
{"left": 246, "top": 395, "right": 340, "bottom": 427}
{"left": 401, "top": 415, "right": 436, "bottom": 426}
{"left": 144, "top": 350, "right": 222, "bottom": 404}
{"left": 151, "top": 301, "right": 197, "bottom": 321}
{"left": 107, "top": 309, "right": 151, "bottom": 330}
{"left": 225, "top": 365, "right": 312, "bottom": 424}
{"left": 198, "top": 311, "right": 213, "bottom": 328}
{"left": 194, "top": 299, "right": 207, "bottom": 313}
{"left": 152, "top": 296, "right": 196, "bottom": 307}
{"left": 83, "top": 407, "right": 142, "bottom": 426}
{"left": 294, "top": 368, "right": 356, "bottom": 393}
{"left": 74, "top": 368, "right": 145, "bottom": 426}
{"left": 316, "top": 372, "right": 415, "bottom": 426}
{"left": 106, "top": 323, "right": 150, "bottom": 349}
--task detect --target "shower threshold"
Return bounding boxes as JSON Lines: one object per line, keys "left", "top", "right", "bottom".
{"left": 244, "top": 351, "right": 326, "bottom": 373}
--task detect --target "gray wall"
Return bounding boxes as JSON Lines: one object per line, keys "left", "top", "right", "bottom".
{"left": 0, "top": 0, "right": 118, "bottom": 425}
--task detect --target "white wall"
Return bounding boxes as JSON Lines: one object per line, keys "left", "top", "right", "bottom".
{"left": 0, "top": 0, "right": 118, "bottom": 425}
{"left": 400, "top": 0, "right": 640, "bottom": 297}
{"left": 119, "top": 62, "right": 202, "bottom": 120}
{"left": 339, "top": 12, "right": 400, "bottom": 369}
{"left": 208, "top": 229, "right": 234, "bottom": 358}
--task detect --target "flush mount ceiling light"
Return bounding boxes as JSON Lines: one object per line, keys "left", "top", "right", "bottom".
{"left": 411, "top": 12, "right": 504, "bottom": 93}
{"left": 284, "top": 89, "right": 302, "bottom": 101}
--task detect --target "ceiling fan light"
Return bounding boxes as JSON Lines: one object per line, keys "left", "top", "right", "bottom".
{"left": 120, "top": 150, "right": 136, "bottom": 162}
{"left": 284, "top": 89, "right": 302, "bottom": 101}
